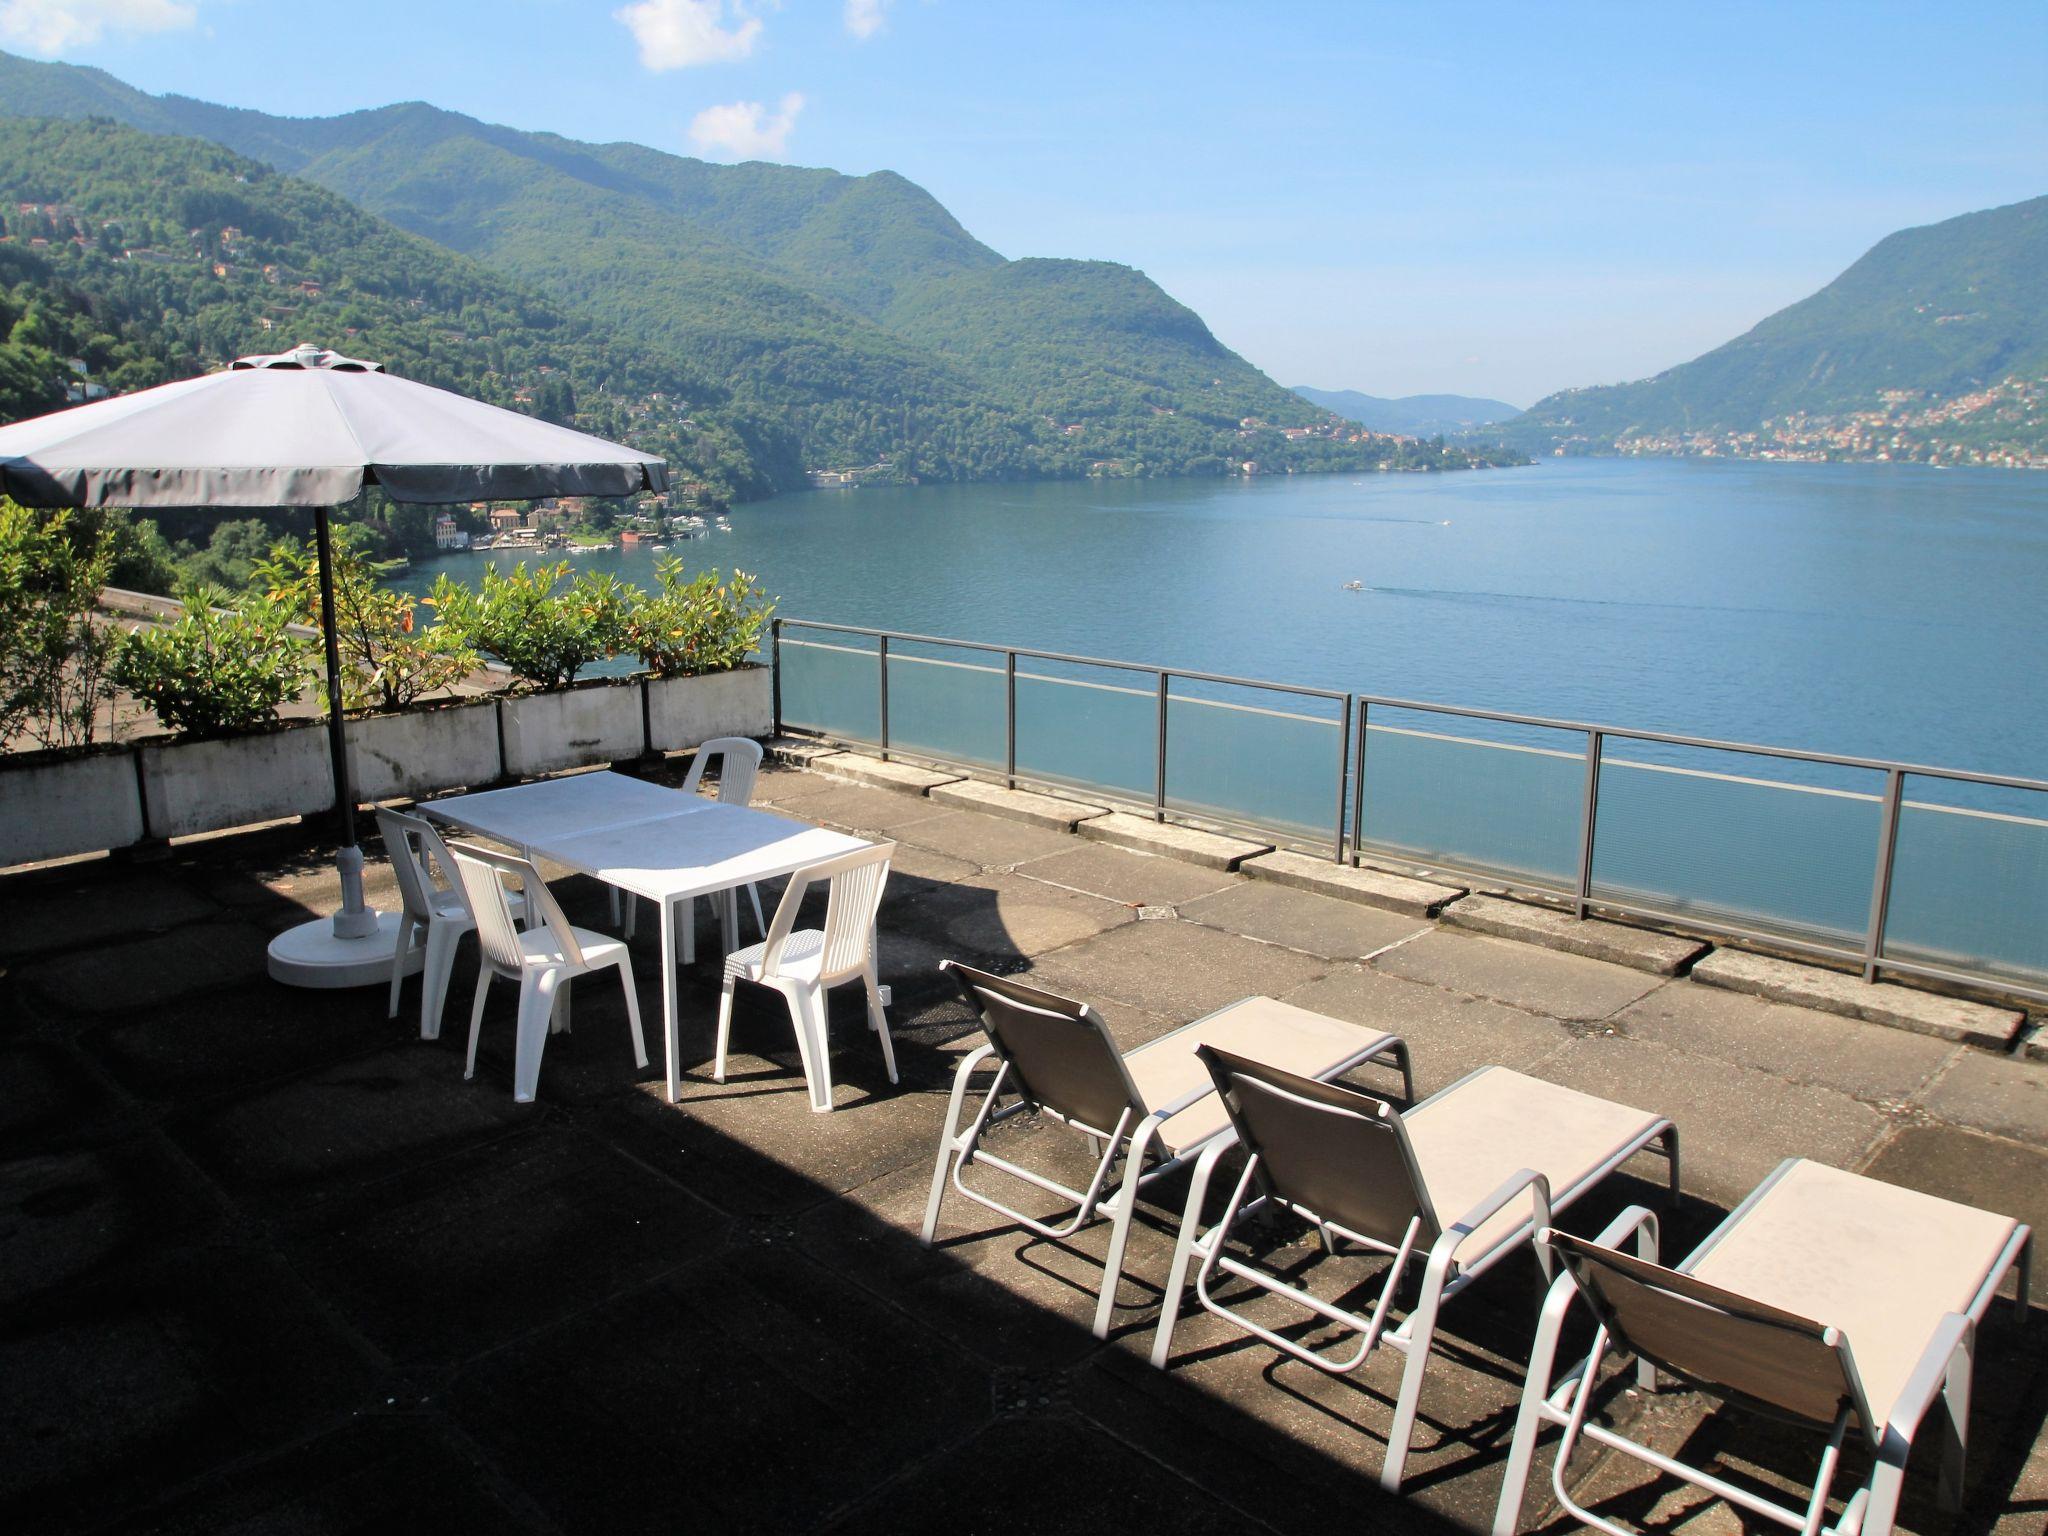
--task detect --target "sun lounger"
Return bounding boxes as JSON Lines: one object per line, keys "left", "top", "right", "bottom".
{"left": 1494, "top": 1157, "right": 2032, "bottom": 1536}
{"left": 1151, "top": 1052, "right": 1679, "bottom": 1493}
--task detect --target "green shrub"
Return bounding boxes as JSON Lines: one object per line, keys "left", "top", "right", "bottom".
{"left": 0, "top": 499, "right": 119, "bottom": 751}
{"left": 623, "top": 559, "right": 774, "bottom": 678}
{"left": 255, "top": 534, "right": 478, "bottom": 711}
{"left": 112, "top": 588, "right": 316, "bottom": 738}
{"left": 426, "top": 560, "right": 629, "bottom": 692}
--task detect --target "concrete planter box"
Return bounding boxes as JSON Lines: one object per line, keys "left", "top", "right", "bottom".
{"left": 0, "top": 748, "right": 146, "bottom": 865}
{"left": 139, "top": 722, "right": 334, "bottom": 839}
{"left": 645, "top": 665, "right": 772, "bottom": 753}
{"left": 348, "top": 697, "right": 503, "bottom": 802}
{"left": 498, "top": 679, "right": 648, "bottom": 777}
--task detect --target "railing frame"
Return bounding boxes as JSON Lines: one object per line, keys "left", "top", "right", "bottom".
{"left": 772, "top": 618, "right": 2048, "bottom": 1004}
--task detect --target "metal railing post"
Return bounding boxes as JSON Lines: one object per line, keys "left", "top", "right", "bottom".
{"left": 1863, "top": 768, "right": 1905, "bottom": 982}
{"left": 1154, "top": 671, "right": 1169, "bottom": 822}
{"left": 1350, "top": 699, "right": 1368, "bottom": 868}
{"left": 1574, "top": 730, "right": 1604, "bottom": 919}
{"left": 770, "top": 617, "right": 783, "bottom": 737}
{"left": 1004, "top": 651, "right": 1017, "bottom": 790}
{"left": 1333, "top": 694, "right": 1352, "bottom": 862}
{"left": 877, "top": 633, "right": 890, "bottom": 760}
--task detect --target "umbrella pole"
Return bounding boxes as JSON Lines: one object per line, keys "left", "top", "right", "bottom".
{"left": 314, "top": 506, "right": 377, "bottom": 939}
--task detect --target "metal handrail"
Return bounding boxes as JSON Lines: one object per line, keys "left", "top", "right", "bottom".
{"left": 771, "top": 617, "right": 2048, "bottom": 1002}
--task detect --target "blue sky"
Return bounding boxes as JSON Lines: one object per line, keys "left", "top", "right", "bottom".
{"left": 5, "top": 0, "right": 2043, "bottom": 405}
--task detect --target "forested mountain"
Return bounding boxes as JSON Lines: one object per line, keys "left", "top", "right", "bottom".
{"left": 0, "top": 117, "right": 788, "bottom": 502}
{"left": 0, "top": 48, "right": 1481, "bottom": 483}
{"left": 1504, "top": 196, "right": 2048, "bottom": 460}
{"left": 1292, "top": 387, "right": 1522, "bottom": 435}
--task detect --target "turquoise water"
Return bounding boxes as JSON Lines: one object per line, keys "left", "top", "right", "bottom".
{"left": 398, "top": 457, "right": 2048, "bottom": 778}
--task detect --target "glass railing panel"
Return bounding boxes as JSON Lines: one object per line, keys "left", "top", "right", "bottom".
{"left": 1356, "top": 708, "right": 1584, "bottom": 889}
{"left": 776, "top": 629, "right": 880, "bottom": 746}
{"left": 1590, "top": 741, "right": 1881, "bottom": 948}
{"left": 1014, "top": 656, "right": 1157, "bottom": 805}
{"left": 884, "top": 640, "right": 1005, "bottom": 770}
{"left": 1882, "top": 777, "right": 2048, "bottom": 988}
{"left": 1165, "top": 681, "right": 1343, "bottom": 839}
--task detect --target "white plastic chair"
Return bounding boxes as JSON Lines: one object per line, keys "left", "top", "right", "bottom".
{"left": 618, "top": 736, "right": 766, "bottom": 943}
{"left": 713, "top": 841, "right": 895, "bottom": 1113}
{"left": 448, "top": 841, "right": 647, "bottom": 1104}
{"left": 377, "top": 806, "right": 526, "bottom": 1041}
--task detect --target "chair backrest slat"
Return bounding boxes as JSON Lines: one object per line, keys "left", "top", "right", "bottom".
{"left": 1545, "top": 1231, "right": 1873, "bottom": 1435}
{"left": 683, "top": 736, "right": 763, "bottom": 806}
{"left": 943, "top": 961, "right": 1145, "bottom": 1137}
{"left": 760, "top": 842, "right": 894, "bottom": 981}
{"left": 1199, "top": 1045, "right": 1440, "bottom": 1250}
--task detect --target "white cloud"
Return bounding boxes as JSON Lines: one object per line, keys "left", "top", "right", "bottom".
{"left": 688, "top": 91, "right": 805, "bottom": 160}
{"left": 843, "top": 0, "right": 889, "bottom": 40}
{"left": 614, "top": 0, "right": 760, "bottom": 71}
{"left": 0, "top": 0, "right": 196, "bottom": 54}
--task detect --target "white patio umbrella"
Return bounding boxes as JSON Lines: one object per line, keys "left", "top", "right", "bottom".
{"left": 0, "top": 343, "right": 668, "bottom": 987}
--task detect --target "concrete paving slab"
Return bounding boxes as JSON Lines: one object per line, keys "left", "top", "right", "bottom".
{"left": 0, "top": 1243, "right": 388, "bottom": 1534}
{"left": 892, "top": 807, "right": 1081, "bottom": 869}
{"left": 746, "top": 762, "right": 842, "bottom": 803}
{"left": 781, "top": 781, "right": 954, "bottom": 836}
{"left": 1612, "top": 982, "right": 1957, "bottom": 1103}
{"left": 17, "top": 920, "right": 275, "bottom": 1014}
{"left": 829, "top": 1417, "right": 1270, "bottom": 1536}
{"left": 1691, "top": 948, "right": 2025, "bottom": 1048}
{"left": 1445, "top": 895, "right": 1708, "bottom": 976}
{"left": 927, "top": 776, "right": 1111, "bottom": 831}
{"left": 1014, "top": 841, "right": 1238, "bottom": 907}
{"left": 1278, "top": 965, "right": 1570, "bottom": 1100}
{"left": 1538, "top": 1034, "right": 1891, "bottom": 1207}
{"left": 1242, "top": 849, "right": 1465, "bottom": 917}
{"left": 894, "top": 870, "right": 1133, "bottom": 962}
{"left": 286, "top": 1124, "right": 728, "bottom": 1370}
{"left": 99, "top": 1417, "right": 536, "bottom": 1536}
{"left": 1026, "top": 918, "right": 1331, "bottom": 1023}
{"left": 1180, "top": 880, "right": 1429, "bottom": 960}
{"left": 1077, "top": 811, "right": 1272, "bottom": 871}
{"left": 1921, "top": 1051, "right": 2048, "bottom": 1144}
{"left": 442, "top": 1243, "right": 990, "bottom": 1536}
{"left": 0, "top": 1041, "right": 131, "bottom": 1156}
{"left": 1861, "top": 1124, "right": 2048, "bottom": 1302}
{"left": 811, "top": 750, "right": 965, "bottom": 795}
{"left": 0, "top": 870, "right": 219, "bottom": 960}
{"left": 1374, "top": 929, "right": 1665, "bottom": 1023}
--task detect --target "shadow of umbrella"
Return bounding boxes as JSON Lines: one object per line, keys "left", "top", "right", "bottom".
{"left": 0, "top": 342, "right": 667, "bottom": 989}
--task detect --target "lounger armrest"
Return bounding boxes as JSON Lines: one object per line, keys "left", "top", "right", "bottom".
{"left": 1877, "top": 1311, "right": 1974, "bottom": 1462}
{"left": 1587, "top": 1203, "right": 1662, "bottom": 1262}
{"left": 1446, "top": 1167, "right": 1553, "bottom": 1265}
{"left": 1150, "top": 1082, "right": 1217, "bottom": 1122}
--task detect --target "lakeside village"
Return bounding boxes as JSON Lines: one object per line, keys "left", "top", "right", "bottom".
{"left": 433, "top": 488, "right": 734, "bottom": 555}
{"left": 1585, "top": 373, "right": 2048, "bottom": 469}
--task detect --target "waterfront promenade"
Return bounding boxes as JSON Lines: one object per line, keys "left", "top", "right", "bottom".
{"left": 3, "top": 753, "right": 2043, "bottom": 1534}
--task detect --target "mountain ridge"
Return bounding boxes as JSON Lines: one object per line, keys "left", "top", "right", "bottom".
{"left": 1292, "top": 386, "right": 1522, "bottom": 436}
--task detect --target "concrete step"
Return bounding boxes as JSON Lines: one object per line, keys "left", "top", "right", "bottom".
{"left": 1076, "top": 812, "right": 1272, "bottom": 872}
{"left": 1690, "top": 948, "right": 2025, "bottom": 1048}
{"left": 811, "top": 752, "right": 965, "bottom": 797}
{"left": 1239, "top": 849, "right": 1464, "bottom": 918}
{"left": 926, "top": 778, "right": 1110, "bottom": 832}
{"left": 1445, "top": 894, "right": 1708, "bottom": 976}
{"left": 763, "top": 736, "right": 839, "bottom": 769}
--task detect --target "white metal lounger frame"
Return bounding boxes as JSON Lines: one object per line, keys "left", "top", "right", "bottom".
{"left": 1150, "top": 1053, "right": 1680, "bottom": 1494}
{"left": 922, "top": 962, "right": 1415, "bottom": 1341}
{"left": 1493, "top": 1167, "right": 2035, "bottom": 1536}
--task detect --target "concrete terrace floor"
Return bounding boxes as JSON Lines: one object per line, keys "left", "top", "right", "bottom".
{"left": 3, "top": 755, "right": 2047, "bottom": 1536}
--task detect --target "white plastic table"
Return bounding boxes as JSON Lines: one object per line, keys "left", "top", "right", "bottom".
{"left": 422, "top": 773, "right": 871, "bottom": 1101}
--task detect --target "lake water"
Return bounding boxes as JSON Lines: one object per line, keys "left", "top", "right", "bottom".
{"left": 398, "top": 458, "right": 2048, "bottom": 779}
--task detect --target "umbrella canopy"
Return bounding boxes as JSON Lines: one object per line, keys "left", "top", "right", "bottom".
{"left": 0, "top": 344, "right": 671, "bottom": 971}
{"left": 0, "top": 343, "right": 667, "bottom": 509}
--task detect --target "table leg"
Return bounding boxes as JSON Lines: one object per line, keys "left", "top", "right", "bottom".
{"left": 661, "top": 895, "right": 679, "bottom": 1103}
{"left": 722, "top": 888, "right": 738, "bottom": 955}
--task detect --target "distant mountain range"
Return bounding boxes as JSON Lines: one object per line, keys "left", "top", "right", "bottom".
{"left": 1290, "top": 386, "right": 1521, "bottom": 436}
{"left": 0, "top": 48, "right": 1503, "bottom": 489}
{"left": 1503, "top": 196, "right": 2048, "bottom": 465}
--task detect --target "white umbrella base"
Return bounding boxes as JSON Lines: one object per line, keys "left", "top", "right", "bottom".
{"left": 268, "top": 911, "right": 422, "bottom": 989}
